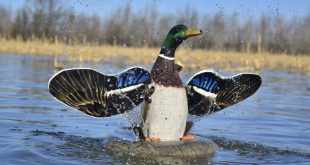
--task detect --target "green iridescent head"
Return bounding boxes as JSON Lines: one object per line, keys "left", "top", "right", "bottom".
{"left": 161, "top": 24, "right": 202, "bottom": 54}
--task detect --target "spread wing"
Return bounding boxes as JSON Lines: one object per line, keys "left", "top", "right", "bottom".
{"left": 48, "top": 67, "right": 151, "bottom": 117}
{"left": 186, "top": 71, "right": 261, "bottom": 116}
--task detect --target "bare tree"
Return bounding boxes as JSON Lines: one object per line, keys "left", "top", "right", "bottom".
{"left": 212, "top": 11, "right": 225, "bottom": 50}
{"left": 0, "top": 0, "right": 310, "bottom": 54}
{"left": 242, "top": 19, "right": 253, "bottom": 53}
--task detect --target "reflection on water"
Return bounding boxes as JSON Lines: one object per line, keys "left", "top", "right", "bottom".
{"left": 0, "top": 54, "right": 310, "bottom": 164}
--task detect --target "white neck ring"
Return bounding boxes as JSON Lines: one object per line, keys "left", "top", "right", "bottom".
{"left": 158, "top": 54, "right": 175, "bottom": 60}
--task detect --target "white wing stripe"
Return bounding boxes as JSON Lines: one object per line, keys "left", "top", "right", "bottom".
{"left": 105, "top": 84, "right": 144, "bottom": 97}
{"left": 193, "top": 86, "right": 217, "bottom": 99}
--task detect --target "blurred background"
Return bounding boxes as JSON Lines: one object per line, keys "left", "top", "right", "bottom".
{"left": 0, "top": 0, "right": 309, "bottom": 54}
{"left": 0, "top": 1, "right": 310, "bottom": 165}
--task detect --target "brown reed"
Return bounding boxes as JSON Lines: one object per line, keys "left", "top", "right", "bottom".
{"left": 0, "top": 38, "right": 310, "bottom": 73}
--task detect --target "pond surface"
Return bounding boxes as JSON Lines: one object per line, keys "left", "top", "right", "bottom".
{"left": 0, "top": 54, "right": 310, "bottom": 164}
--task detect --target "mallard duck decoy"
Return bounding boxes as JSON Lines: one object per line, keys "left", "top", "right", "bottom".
{"left": 48, "top": 24, "right": 261, "bottom": 142}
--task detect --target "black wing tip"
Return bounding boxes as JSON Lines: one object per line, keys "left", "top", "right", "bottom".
{"left": 236, "top": 73, "right": 262, "bottom": 87}
{"left": 246, "top": 73, "right": 262, "bottom": 91}
{"left": 254, "top": 75, "right": 262, "bottom": 92}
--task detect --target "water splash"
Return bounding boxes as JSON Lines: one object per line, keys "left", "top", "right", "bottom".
{"left": 30, "top": 130, "right": 213, "bottom": 165}
{"left": 196, "top": 134, "right": 310, "bottom": 158}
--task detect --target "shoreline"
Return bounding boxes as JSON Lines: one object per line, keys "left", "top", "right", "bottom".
{"left": 0, "top": 39, "right": 310, "bottom": 73}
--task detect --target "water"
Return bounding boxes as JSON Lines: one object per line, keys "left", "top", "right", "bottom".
{"left": 0, "top": 54, "right": 310, "bottom": 164}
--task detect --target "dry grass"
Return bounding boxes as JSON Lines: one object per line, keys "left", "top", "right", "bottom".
{"left": 1, "top": 38, "right": 310, "bottom": 73}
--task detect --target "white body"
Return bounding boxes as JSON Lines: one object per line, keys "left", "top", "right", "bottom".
{"left": 142, "top": 84, "right": 188, "bottom": 141}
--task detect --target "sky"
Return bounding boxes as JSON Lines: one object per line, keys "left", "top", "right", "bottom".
{"left": 0, "top": 0, "right": 309, "bottom": 19}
